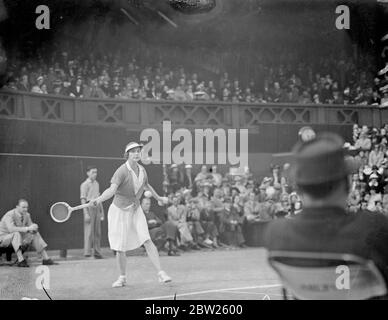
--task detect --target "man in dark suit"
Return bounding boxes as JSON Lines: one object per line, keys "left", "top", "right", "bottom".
{"left": 263, "top": 133, "right": 388, "bottom": 297}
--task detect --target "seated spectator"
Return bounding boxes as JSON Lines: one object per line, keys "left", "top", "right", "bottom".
{"left": 348, "top": 188, "right": 361, "bottom": 213}
{"left": 355, "top": 150, "right": 369, "bottom": 167}
{"left": 186, "top": 198, "right": 209, "bottom": 248}
{"left": 354, "top": 132, "right": 372, "bottom": 151}
{"left": 0, "top": 199, "right": 57, "bottom": 267}
{"left": 258, "top": 187, "right": 281, "bottom": 220}
{"left": 210, "top": 188, "right": 224, "bottom": 225}
{"left": 375, "top": 201, "right": 384, "bottom": 214}
{"left": 312, "top": 93, "right": 321, "bottom": 104}
{"left": 69, "top": 78, "right": 84, "bottom": 98}
{"left": 275, "top": 193, "right": 291, "bottom": 218}
{"left": 369, "top": 90, "right": 381, "bottom": 106}
{"left": 244, "top": 192, "right": 261, "bottom": 222}
{"left": 194, "top": 165, "right": 210, "bottom": 188}
{"left": 367, "top": 187, "right": 382, "bottom": 212}
{"left": 210, "top": 165, "right": 223, "bottom": 188}
{"left": 234, "top": 176, "right": 247, "bottom": 194}
{"left": 17, "top": 74, "right": 30, "bottom": 92}
{"left": 232, "top": 194, "right": 244, "bottom": 217}
{"left": 31, "top": 76, "right": 44, "bottom": 94}
{"left": 381, "top": 92, "right": 388, "bottom": 108}
{"left": 298, "top": 90, "right": 312, "bottom": 104}
{"left": 198, "top": 197, "right": 220, "bottom": 248}
{"left": 167, "top": 196, "right": 199, "bottom": 250}
{"left": 219, "top": 198, "right": 246, "bottom": 248}
{"left": 84, "top": 79, "right": 106, "bottom": 99}
{"left": 201, "top": 182, "right": 212, "bottom": 200}
{"left": 270, "top": 165, "right": 282, "bottom": 191}
{"left": 369, "top": 144, "right": 385, "bottom": 167}
{"left": 168, "top": 164, "right": 182, "bottom": 194}
{"left": 142, "top": 198, "right": 179, "bottom": 256}
{"left": 332, "top": 90, "right": 344, "bottom": 104}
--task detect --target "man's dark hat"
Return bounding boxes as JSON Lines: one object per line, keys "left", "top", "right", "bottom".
{"left": 292, "top": 132, "right": 360, "bottom": 185}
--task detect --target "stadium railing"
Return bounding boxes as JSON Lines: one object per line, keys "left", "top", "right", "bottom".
{"left": 0, "top": 90, "right": 386, "bottom": 129}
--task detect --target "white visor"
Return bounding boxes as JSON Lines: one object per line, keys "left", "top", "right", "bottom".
{"left": 125, "top": 142, "right": 144, "bottom": 153}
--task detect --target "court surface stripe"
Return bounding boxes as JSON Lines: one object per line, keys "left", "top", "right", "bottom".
{"left": 138, "top": 284, "right": 282, "bottom": 300}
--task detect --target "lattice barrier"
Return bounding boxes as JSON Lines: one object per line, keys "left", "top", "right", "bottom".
{"left": 40, "top": 99, "right": 62, "bottom": 120}
{"left": 153, "top": 103, "right": 229, "bottom": 127}
{"left": 0, "top": 93, "right": 17, "bottom": 117}
{"left": 0, "top": 90, "right": 384, "bottom": 128}
{"left": 97, "top": 103, "right": 124, "bottom": 123}
{"left": 241, "top": 105, "right": 312, "bottom": 126}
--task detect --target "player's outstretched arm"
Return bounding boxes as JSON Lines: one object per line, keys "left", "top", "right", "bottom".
{"left": 145, "top": 182, "right": 167, "bottom": 205}
{"left": 91, "top": 183, "right": 118, "bottom": 206}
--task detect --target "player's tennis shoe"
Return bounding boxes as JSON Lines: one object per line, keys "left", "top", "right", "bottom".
{"left": 158, "top": 270, "right": 172, "bottom": 283}
{"left": 112, "top": 276, "right": 126, "bottom": 288}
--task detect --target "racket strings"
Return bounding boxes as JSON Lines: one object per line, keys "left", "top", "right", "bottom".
{"left": 51, "top": 203, "right": 70, "bottom": 222}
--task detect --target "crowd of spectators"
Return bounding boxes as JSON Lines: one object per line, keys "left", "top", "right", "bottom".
{"left": 144, "top": 124, "right": 388, "bottom": 256}
{"left": 142, "top": 162, "right": 302, "bottom": 255}
{"left": 346, "top": 123, "right": 388, "bottom": 214}
{"left": 3, "top": 42, "right": 388, "bottom": 106}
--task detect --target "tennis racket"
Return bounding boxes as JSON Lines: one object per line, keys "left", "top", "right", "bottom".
{"left": 50, "top": 202, "right": 91, "bottom": 223}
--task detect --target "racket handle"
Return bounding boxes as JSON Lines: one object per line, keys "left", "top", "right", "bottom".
{"left": 71, "top": 203, "right": 92, "bottom": 212}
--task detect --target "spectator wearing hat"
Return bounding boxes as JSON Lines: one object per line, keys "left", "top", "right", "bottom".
{"left": 263, "top": 132, "right": 388, "bottom": 294}
{"left": 31, "top": 76, "right": 44, "bottom": 94}
{"left": 219, "top": 198, "right": 246, "bottom": 248}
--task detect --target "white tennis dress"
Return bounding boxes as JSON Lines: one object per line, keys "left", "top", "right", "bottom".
{"left": 108, "top": 162, "right": 151, "bottom": 252}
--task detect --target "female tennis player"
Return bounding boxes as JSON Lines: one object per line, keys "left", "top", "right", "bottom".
{"left": 90, "top": 142, "right": 171, "bottom": 287}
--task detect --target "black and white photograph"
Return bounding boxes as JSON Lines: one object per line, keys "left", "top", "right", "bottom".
{"left": 0, "top": 0, "right": 388, "bottom": 306}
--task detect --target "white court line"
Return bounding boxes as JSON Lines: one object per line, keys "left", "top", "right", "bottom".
{"left": 226, "top": 291, "right": 292, "bottom": 298}
{"left": 138, "top": 284, "right": 281, "bottom": 300}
